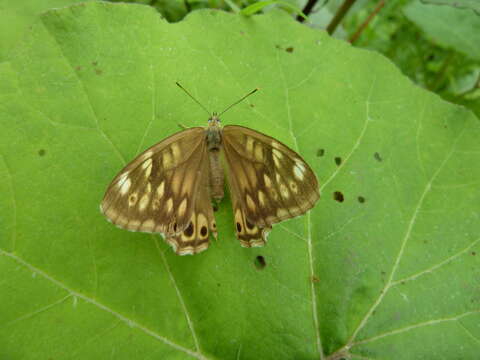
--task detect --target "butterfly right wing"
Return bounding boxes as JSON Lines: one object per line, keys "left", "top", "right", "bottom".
{"left": 100, "top": 127, "right": 207, "bottom": 239}
{"left": 222, "top": 125, "right": 319, "bottom": 247}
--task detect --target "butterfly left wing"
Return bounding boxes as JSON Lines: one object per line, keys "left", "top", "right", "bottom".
{"left": 222, "top": 125, "right": 320, "bottom": 247}
{"left": 101, "top": 127, "right": 205, "bottom": 234}
{"left": 100, "top": 126, "right": 217, "bottom": 255}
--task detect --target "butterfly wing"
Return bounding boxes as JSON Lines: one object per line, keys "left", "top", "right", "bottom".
{"left": 164, "top": 149, "right": 217, "bottom": 255}
{"left": 226, "top": 175, "right": 272, "bottom": 248}
{"left": 100, "top": 127, "right": 216, "bottom": 254}
{"left": 222, "top": 125, "right": 319, "bottom": 247}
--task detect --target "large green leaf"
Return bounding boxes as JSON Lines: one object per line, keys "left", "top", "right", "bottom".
{"left": 423, "top": 0, "right": 480, "bottom": 14}
{"left": 1, "top": 2, "right": 479, "bottom": 359}
{"left": 404, "top": 0, "right": 480, "bottom": 60}
{"left": 0, "top": 0, "right": 83, "bottom": 61}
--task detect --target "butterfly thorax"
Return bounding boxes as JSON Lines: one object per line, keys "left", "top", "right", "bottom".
{"left": 206, "top": 113, "right": 224, "bottom": 202}
{"left": 206, "top": 114, "right": 222, "bottom": 150}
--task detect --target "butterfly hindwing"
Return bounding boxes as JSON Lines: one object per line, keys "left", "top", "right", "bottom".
{"left": 165, "top": 150, "right": 217, "bottom": 255}
{"left": 100, "top": 127, "right": 209, "bottom": 241}
{"left": 222, "top": 125, "right": 320, "bottom": 241}
{"left": 227, "top": 182, "right": 272, "bottom": 248}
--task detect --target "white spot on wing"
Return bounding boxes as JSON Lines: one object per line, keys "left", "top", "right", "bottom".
{"left": 279, "top": 183, "right": 289, "bottom": 199}
{"left": 258, "top": 190, "right": 266, "bottom": 206}
{"left": 141, "top": 219, "right": 155, "bottom": 232}
{"left": 142, "top": 151, "right": 154, "bottom": 161}
{"left": 171, "top": 143, "right": 181, "bottom": 160}
{"left": 254, "top": 143, "right": 264, "bottom": 161}
{"left": 271, "top": 141, "right": 281, "bottom": 149}
{"left": 142, "top": 158, "right": 152, "bottom": 169}
{"left": 143, "top": 158, "right": 153, "bottom": 178}
{"left": 264, "top": 174, "right": 272, "bottom": 188}
{"left": 156, "top": 182, "right": 165, "bottom": 199}
{"left": 246, "top": 194, "right": 256, "bottom": 211}
{"left": 178, "top": 198, "right": 187, "bottom": 217}
{"left": 272, "top": 149, "right": 283, "bottom": 159}
{"left": 118, "top": 172, "right": 129, "bottom": 185}
{"left": 246, "top": 137, "right": 254, "bottom": 154}
{"left": 273, "top": 156, "right": 281, "bottom": 168}
{"left": 166, "top": 198, "right": 173, "bottom": 214}
{"left": 139, "top": 194, "right": 150, "bottom": 211}
{"left": 120, "top": 178, "right": 131, "bottom": 195}
{"left": 294, "top": 161, "right": 306, "bottom": 180}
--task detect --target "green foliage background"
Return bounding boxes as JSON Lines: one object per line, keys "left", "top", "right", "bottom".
{"left": 0, "top": 1, "right": 479, "bottom": 359}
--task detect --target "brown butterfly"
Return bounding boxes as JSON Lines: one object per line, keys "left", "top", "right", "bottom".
{"left": 100, "top": 83, "right": 320, "bottom": 255}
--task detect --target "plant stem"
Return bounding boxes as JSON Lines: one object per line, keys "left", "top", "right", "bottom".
{"left": 349, "top": 0, "right": 385, "bottom": 44}
{"left": 428, "top": 51, "right": 455, "bottom": 92}
{"left": 297, "top": 0, "right": 319, "bottom": 22}
{"left": 326, "top": 0, "right": 357, "bottom": 35}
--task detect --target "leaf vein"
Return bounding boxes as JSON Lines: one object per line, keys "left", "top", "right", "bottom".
{"left": 276, "top": 46, "right": 323, "bottom": 360}
{"left": 353, "top": 310, "right": 480, "bottom": 346}
{"left": 0, "top": 154, "right": 17, "bottom": 252}
{"left": 346, "top": 120, "right": 468, "bottom": 348}
{"left": 41, "top": 17, "right": 126, "bottom": 164}
{"left": 0, "top": 249, "right": 205, "bottom": 359}
{"left": 154, "top": 238, "right": 202, "bottom": 354}
{"left": 3, "top": 294, "right": 72, "bottom": 326}
{"left": 391, "top": 237, "right": 480, "bottom": 286}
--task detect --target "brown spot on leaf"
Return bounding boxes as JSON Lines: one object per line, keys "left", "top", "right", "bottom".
{"left": 333, "top": 191, "right": 344, "bottom": 202}
{"left": 254, "top": 255, "right": 266, "bottom": 269}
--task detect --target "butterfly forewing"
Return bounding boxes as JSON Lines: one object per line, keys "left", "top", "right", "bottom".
{"left": 222, "top": 125, "right": 320, "bottom": 242}
{"left": 100, "top": 127, "right": 210, "bottom": 243}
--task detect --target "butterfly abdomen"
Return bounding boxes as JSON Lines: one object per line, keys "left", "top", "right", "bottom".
{"left": 206, "top": 124, "right": 225, "bottom": 202}
{"left": 208, "top": 149, "right": 224, "bottom": 202}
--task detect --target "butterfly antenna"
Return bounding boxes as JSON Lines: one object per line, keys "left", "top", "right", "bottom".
{"left": 219, "top": 88, "right": 259, "bottom": 116}
{"left": 176, "top": 82, "right": 211, "bottom": 116}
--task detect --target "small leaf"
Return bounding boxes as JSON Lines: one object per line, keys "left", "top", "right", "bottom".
{"left": 241, "top": 0, "right": 308, "bottom": 20}
{"left": 404, "top": 1, "right": 480, "bottom": 60}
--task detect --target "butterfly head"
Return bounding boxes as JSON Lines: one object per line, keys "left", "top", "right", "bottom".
{"left": 208, "top": 112, "right": 222, "bottom": 128}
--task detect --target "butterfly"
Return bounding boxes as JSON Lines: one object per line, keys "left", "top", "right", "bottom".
{"left": 100, "top": 83, "right": 320, "bottom": 255}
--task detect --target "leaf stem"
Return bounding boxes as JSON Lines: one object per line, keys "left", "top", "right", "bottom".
{"left": 297, "top": 0, "right": 320, "bottom": 22}
{"left": 349, "top": 0, "right": 385, "bottom": 44}
{"left": 428, "top": 51, "right": 455, "bottom": 92}
{"left": 326, "top": 0, "right": 358, "bottom": 35}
